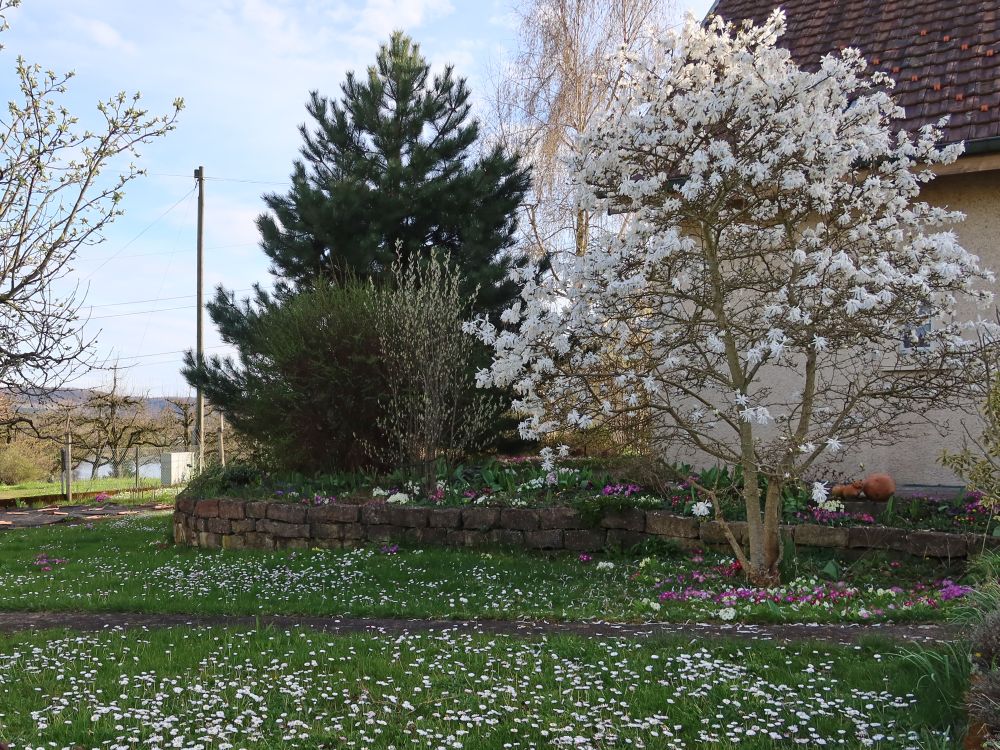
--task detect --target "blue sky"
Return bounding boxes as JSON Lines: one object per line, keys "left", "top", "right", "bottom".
{"left": 3, "top": 0, "right": 712, "bottom": 397}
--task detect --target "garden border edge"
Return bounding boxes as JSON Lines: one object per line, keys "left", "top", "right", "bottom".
{"left": 173, "top": 498, "right": 1000, "bottom": 559}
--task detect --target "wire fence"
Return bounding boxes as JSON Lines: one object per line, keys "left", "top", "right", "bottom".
{"left": 0, "top": 447, "right": 194, "bottom": 506}
{"left": 53, "top": 446, "right": 189, "bottom": 499}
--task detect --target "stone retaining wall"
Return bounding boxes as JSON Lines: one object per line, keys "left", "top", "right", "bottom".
{"left": 173, "top": 498, "right": 998, "bottom": 559}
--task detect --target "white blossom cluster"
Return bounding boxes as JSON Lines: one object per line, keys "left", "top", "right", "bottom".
{"left": 811, "top": 481, "right": 844, "bottom": 513}
{"left": 691, "top": 500, "right": 713, "bottom": 518}
{"left": 469, "top": 11, "right": 996, "bottom": 486}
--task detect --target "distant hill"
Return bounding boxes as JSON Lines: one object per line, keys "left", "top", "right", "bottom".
{"left": 12, "top": 389, "right": 192, "bottom": 415}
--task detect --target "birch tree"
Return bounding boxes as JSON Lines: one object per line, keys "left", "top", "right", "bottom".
{"left": 490, "top": 0, "right": 671, "bottom": 263}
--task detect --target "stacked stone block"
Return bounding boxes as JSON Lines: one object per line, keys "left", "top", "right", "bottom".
{"left": 173, "top": 497, "right": 993, "bottom": 559}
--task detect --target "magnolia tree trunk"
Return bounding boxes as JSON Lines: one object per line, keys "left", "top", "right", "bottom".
{"left": 747, "top": 481, "right": 784, "bottom": 586}
{"left": 718, "top": 461, "right": 784, "bottom": 586}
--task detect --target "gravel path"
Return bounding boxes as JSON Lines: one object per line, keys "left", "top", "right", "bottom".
{"left": 0, "top": 611, "right": 961, "bottom": 644}
{"left": 0, "top": 503, "right": 171, "bottom": 529}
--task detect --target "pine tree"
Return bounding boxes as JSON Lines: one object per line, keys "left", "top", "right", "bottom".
{"left": 258, "top": 32, "right": 530, "bottom": 315}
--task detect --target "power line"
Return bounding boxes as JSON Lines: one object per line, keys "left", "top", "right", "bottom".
{"left": 82, "top": 287, "right": 255, "bottom": 311}
{"left": 137, "top": 189, "right": 194, "bottom": 363}
{"left": 82, "top": 188, "right": 196, "bottom": 281}
{"left": 122, "top": 359, "right": 193, "bottom": 370}
{"left": 77, "top": 248, "right": 190, "bottom": 264}
{"left": 76, "top": 242, "right": 258, "bottom": 265}
{"left": 85, "top": 158, "right": 292, "bottom": 187}
{"left": 84, "top": 293, "right": 199, "bottom": 310}
{"left": 89, "top": 304, "right": 192, "bottom": 321}
{"left": 121, "top": 354, "right": 226, "bottom": 370}
{"left": 204, "top": 175, "right": 288, "bottom": 187}
{"left": 204, "top": 242, "right": 260, "bottom": 250}
{"left": 146, "top": 172, "right": 289, "bottom": 187}
{"left": 106, "top": 345, "right": 231, "bottom": 363}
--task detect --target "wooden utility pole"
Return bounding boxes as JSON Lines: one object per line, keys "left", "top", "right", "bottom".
{"left": 194, "top": 166, "right": 205, "bottom": 473}
{"left": 218, "top": 413, "right": 226, "bottom": 467}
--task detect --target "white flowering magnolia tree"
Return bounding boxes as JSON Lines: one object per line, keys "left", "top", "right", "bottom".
{"left": 470, "top": 11, "right": 997, "bottom": 585}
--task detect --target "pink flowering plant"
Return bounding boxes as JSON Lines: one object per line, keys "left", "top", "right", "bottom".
{"left": 879, "top": 491, "right": 999, "bottom": 536}
{"left": 626, "top": 548, "right": 972, "bottom": 623}
{"left": 33, "top": 553, "right": 67, "bottom": 572}
{"left": 793, "top": 507, "right": 877, "bottom": 527}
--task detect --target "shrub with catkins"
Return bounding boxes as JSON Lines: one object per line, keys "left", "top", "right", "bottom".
{"left": 373, "top": 250, "right": 500, "bottom": 491}
{"left": 942, "top": 375, "right": 1000, "bottom": 514}
{"left": 969, "top": 669, "right": 1000, "bottom": 737}
{"left": 973, "top": 609, "right": 1000, "bottom": 671}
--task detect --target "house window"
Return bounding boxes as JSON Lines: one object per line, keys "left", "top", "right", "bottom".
{"left": 901, "top": 302, "right": 933, "bottom": 351}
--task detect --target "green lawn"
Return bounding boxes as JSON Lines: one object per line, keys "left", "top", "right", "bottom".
{"left": 0, "top": 513, "right": 972, "bottom": 624}
{"left": 22, "top": 487, "right": 180, "bottom": 508}
{"left": 0, "top": 625, "right": 963, "bottom": 749}
{"left": 0, "top": 475, "right": 162, "bottom": 501}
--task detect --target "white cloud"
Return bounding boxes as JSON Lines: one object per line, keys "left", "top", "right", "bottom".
{"left": 487, "top": 0, "right": 518, "bottom": 30}
{"left": 354, "top": 0, "right": 454, "bottom": 40}
{"left": 71, "top": 16, "right": 136, "bottom": 54}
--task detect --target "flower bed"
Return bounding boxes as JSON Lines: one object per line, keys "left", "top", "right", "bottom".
{"left": 640, "top": 551, "right": 971, "bottom": 621}
{"left": 185, "top": 459, "right": 1000, "bottom": 538}
{"left": 174, "top": 497, "right": 997, "bottom": 560}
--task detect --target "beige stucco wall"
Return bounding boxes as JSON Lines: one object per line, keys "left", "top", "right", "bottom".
{"left": 657, "top": 165, "right": 1000, "bottom": 489}
{"left": 819, "top": 167, "right": 1000, "bottom": 488}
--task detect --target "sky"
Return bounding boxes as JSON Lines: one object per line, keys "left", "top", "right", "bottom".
{"left": 2, "top": 0, "right": 713, "bottom": 397}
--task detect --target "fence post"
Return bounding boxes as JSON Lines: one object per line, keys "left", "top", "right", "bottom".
{"left": 65, "top": 425, "right": 72, "bottom": 505}
{"left": 218, "top": 413, "right": 226, "bottom": 468}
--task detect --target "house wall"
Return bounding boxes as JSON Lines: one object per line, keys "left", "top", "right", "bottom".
{"left": 656, "top": 166, "right": 1000, "bottom": 489}
{"left": 820, "top": 167, "right": 1000, "bottom": 488}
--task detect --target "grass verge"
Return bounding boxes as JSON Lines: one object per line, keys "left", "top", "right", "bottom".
{"left": 0, "top": 476, "right": 162, "bottom": 501}
{"left": 0, "top": 514, "right": 972, "bottom": 624}
{"left": 0, "top": 626, "right": 965, "bottom": 748}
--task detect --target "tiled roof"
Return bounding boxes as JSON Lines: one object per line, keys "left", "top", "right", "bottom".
{"left": 708, "top": 0, "right": 1000, "bottom": 146}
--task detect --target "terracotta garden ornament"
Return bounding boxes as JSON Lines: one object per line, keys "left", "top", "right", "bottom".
{"left": 830, "top": 473, "right": 896, "bottom": 502}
